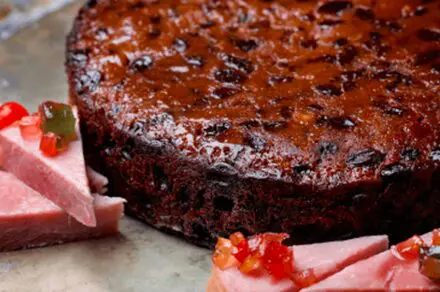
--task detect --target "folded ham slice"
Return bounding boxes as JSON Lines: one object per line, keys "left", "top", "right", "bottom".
{"left": 87, "top": 166, "right": 108, "bottom": 195}
{"left": 207, "top": 235, "right": 389, "bottom": 292}
{"left": 304, "top": 232, "right": 440, "bottom": 291}
{"left": 0, "top": 171, "right": 124, "bottom": 252}
{"left": 0, "top": 109, "right": 96, "bottom": 226}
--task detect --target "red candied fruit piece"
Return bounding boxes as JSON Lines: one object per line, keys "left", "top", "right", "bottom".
{"left": 432, "top": 229, "right": 440, "bottom": 246}
{"left": 230, "top": 232, "right": 250, "bottom": 263}
{"left": 262, "top": 241, "right": 294, "bottom": 280}
{"left": 395, "top": 235, "right": 425, "bottom": 260}
{"left": 19, "top": 114, "right": 42, "bottom": 140}
{"left": 213, "top": 238, "right": 237, "bottom": 270}
{"left": 291, "top": 269, "right": 317, "bottom": 289}
{"left": 39, "top": 132, "right": 58, "bottom": 157}
{"left": 0, "top": 102, "right": 29, "bottom": 130}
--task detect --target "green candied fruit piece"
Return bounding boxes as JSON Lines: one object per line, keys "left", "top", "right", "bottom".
{"left": 39, "top": 101, "right": 77, "bottom": 142}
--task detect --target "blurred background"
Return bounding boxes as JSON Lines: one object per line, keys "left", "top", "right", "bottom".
{"left": 0, "top": 0, "right": 79, "bottom": 109}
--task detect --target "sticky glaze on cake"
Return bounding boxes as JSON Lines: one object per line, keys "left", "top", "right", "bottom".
{"left": 66, "top": 0, "right": 440, "bottom": 247}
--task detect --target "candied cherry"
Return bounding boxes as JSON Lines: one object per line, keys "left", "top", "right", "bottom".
{"left": 213, "top": 238, "right": 237, "bottom": 270}
{"left": 39, "top": 132, "right": 59, "bottom": 157}
{"left": 230, "top": 232, "right": 250, "bottom": 263}
{"left": 19, "top": 114, "right": 42, "bottom": 140}
{"left": 291, "top": 269, "right": 317, "bottom": 289}
{"left": 39, "top": 101, "right": 77, "bottom": 142}
{"left": 0, "top": 102, "right": 29, "bottom": 130}
{"left": 395, "top": 235, "right": 425, "bottom": 260}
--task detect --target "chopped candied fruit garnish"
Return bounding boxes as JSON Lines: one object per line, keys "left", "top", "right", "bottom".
{"left": 212, "top": 238, "right": 238, "bottom": 270}
{"left": 248, "top": 235, "right": 264, "bottom": 253}
{"left": 39, "top": 132, "right": 59, "bottom": 157}
{"left": 56, "top": 135, "right": 70, "bottom": 152}
{"left": 395, "top": 235, "right": 425, "bottom": 260}
{"left": 419, "top": 245, "right": 440, "bottom": 281}
{"left": 239, "top": 253, "right": 262, "bottom": 275}
{"left": 262, "top": 241, "right": 294, "bottom": 280}
{"left": 39, "top": 101, "right": 77, "bottom": 142}
{"left": 0, "top": 102, "right": 29, "bottom": 130}
{"left": 214, "top": 232, "right": 296, "bottom": 282}
{"left": 230, "top": 232, "right": 250, "bottom": 263}
{"left": 262, "top": 233, "right": 290, "bottom": 243}
{"left": 432, "top": 229, "right": 440, "bottom": 246}
{"left": 291, "top": 269, "right": 317, "bottom": 289}
{"left": 230, "top": 232, "right": 246, "bottom": 246}
{"left": 19, "top": 114, "right": 42, "bottom": 140}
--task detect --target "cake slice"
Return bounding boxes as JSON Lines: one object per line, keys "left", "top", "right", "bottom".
{"left": 304, "top": 231, "right": 440, "bottom": 291}
{"left": 207, "top": 235, "right": 389, "bottom": 292}
{"left": 0, "top": 170, "right": 124, "bottom": 252}
{"left": 0, "top": 108, "right": 96, "bottom": 227}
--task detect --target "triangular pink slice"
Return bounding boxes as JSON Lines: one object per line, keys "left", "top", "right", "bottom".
{"left": 0, "top": 171, "right": 124, "bottom": 252}
{"left": 207, "top": 235, "right": 389, "bottom": 292}
{"left": 305, "top": 232, "right": 440, "bottom": 291}
{"left": 0, "top": 108, "right": 96, "bottom": 226}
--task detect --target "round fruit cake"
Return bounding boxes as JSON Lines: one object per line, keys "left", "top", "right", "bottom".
{"left": 67, "top": 0, "right": 440, "bottom": 247}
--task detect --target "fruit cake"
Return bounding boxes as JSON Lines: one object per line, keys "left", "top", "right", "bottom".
{"left": 66, "top": 0, "right": 440, "bottom": 247}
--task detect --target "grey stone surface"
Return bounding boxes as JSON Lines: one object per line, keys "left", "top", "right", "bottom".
{"left": 0, "top": 218, "right": 211, "bottom": 292}
{"left": 0, "top": 3, "right": 211, "bottom": 292}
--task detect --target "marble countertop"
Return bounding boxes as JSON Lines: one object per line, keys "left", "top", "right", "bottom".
{"left": 0, "top": 2, "right": 211, "bottom": 292}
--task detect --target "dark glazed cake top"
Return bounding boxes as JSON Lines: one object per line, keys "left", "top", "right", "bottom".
{"left": 68, "top": 0, "right": 440, "bottom": 190}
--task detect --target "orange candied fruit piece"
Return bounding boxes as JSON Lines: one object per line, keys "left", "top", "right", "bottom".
{"left": 230, "top": 232, "right": 250, "bottom": 263}
{"left": 239, "top": 253, "right": 262, "bottom": 275}
{"left": 432, "top": 229, "right": 440, "bottom": 246}
{"left": 230, "top": 232, "right": 246, "bottom": 246}
{"left": 213, "top": 238, "right": 238, "bottom": 270}
{"left": 19, "top": 114, "right": 42, "bottom": 140}
{"left": 0, "top": 102, "right": 29, "bottom": 130}
{"left": 395, "top": 235, "right": 425, "bottom": 260}
{"left": 39, "top": 132, "right": 59, "bottom": 157}
{"left": 291, "top": 269, "right": 317, "bottom": 289}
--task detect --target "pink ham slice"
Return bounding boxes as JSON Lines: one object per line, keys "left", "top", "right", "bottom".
{"left": 304, "top": 232, "right": 440, "bottom": 291}
{"left": 207, "top": 235, "right": 389, "bottom": 292}
{"left": 87, "top": 166, "right": 108, "bottom": 195}
{"left": 0, "top": 108, "right": 96, "bottom": 226}
{"left": 0, "top": 171, "right": 124, "bottom": 252}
